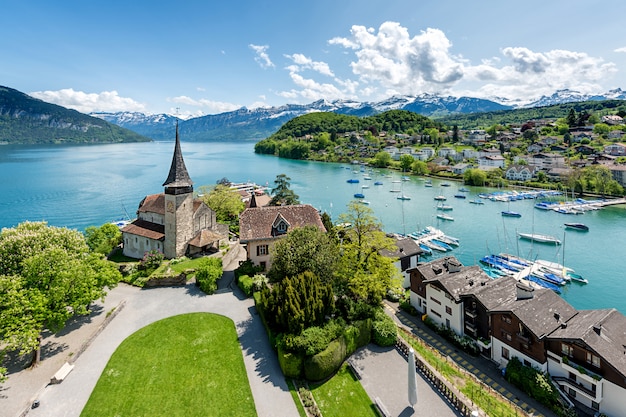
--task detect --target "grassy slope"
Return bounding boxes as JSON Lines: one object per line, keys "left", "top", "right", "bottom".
{"left": 81, "top": 313, "right": 256, "bottom": 417}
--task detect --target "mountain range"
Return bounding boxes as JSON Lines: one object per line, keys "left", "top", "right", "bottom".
{"left": 92, "top": 89, "right": 626, "bottom": 142}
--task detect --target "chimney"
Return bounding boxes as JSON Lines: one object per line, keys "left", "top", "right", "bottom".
{"left": 593, "top": 324, "right": 602, "bottom": 335}
{"left": 516, "top": 282, "right": 534, "bottom": 300}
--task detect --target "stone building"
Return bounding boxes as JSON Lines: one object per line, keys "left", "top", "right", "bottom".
{"left": 121, "top": 124, "right": 228, "bottom": 259}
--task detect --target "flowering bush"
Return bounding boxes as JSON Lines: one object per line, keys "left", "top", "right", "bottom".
{"left": 139, "top": 250, "right": 164, "bottom": 270}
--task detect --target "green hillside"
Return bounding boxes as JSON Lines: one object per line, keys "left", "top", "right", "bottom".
{"left": 0, "top": 86, "right": 151, "bottom": 144}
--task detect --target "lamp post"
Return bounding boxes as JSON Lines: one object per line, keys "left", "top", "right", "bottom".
{"left": 408, "top": 348, "right": 418, "bottom": 408}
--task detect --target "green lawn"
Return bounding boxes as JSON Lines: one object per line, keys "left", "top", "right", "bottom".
{"left": 81, "top": 313, "right": 256, "bottom": 417}
{"left": 310, "top": 364, "right": 380, "bottom": 417}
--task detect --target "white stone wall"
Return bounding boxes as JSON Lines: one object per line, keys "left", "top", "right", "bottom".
{"left": 122, "top": 234, "right": 163, "bottom": 259}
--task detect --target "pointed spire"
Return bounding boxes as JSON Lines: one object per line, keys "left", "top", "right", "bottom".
{"left": 249, "top": 192, "right": 258, "bottom": 208}
{"left": 163, "top": 121, "right": 193, "bottom": 191}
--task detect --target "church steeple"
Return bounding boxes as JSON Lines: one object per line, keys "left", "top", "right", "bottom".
{"left": 163, "top": 121, "right": 193, "bottom": 194}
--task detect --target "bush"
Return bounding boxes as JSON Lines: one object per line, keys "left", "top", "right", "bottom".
{"left": 304, "top": 337, "right": 346, "bottom": 381}
{"left": 235, "top": 259, "right": 263, "bottom": 279}
{"left": 277, "top": 343, "right": 304, "bottom": 379}
{"left": 238, "top": 274, "right": 254, "bottom": 296}
{"left": 505, "top": 357, "right": 563, "bottom": 414}
{"left": 139, "top": 249, "right": 164, "bottom": 270}
{"left": 372, "top": 312, "right": 397, "bottom": 346}
{"left": 280, "top": 319, "right": 346, "bottom": 356}
{"left": 195, "top": 257, "right": 223, "bottom": 294}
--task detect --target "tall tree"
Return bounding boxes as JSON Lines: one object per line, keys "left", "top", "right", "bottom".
{"left": 0, "top": 222, "right": 120, "bottom": 374}
{"left": 399, "top": 154, "right": 414, "bottom": 172}
{"left": 84, "top": 223, "right": 122, "bottom": 255}
{"left": 335, "top": 202, "right": 399, "bottom": 304}
{"left": 269, "top": 174, "right": 300, "bottom": 206}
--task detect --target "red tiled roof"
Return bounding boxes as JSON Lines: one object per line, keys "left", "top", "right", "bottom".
{"left": 121, "top": 219, "right": 165, "bottom": 240}
{"left": 138, "top": 194, "right": 165, "bottom": 215}
{"left": 188, "top": 229, "right": 225, "bottom": 247}
{"left": 239, "top": 204, "right": 325, "bottom": 242}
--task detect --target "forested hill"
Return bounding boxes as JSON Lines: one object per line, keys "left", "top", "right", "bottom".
{"left": 267, "top": 110, "right": 445, "bottom": 141}
{"left": 0, "top": 86, "right": 151, "bottom": 145}
{"left": 437, "top": 99, "right": 626, "bottom": 129}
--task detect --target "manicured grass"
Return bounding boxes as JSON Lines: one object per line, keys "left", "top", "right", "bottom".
{"left": 81, "top": 313, "right": 256, "bottom": 417}
{"left": 310, "top": 364, "right": 379, "bottom": 417}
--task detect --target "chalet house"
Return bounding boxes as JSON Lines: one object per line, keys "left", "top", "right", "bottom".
{"left": 408, "top": 257, "right": 626, "bottom": 415}
{"left": 575, "top": 145, "right": 596, "bottom": 156}
{"left": 546, "top": 309, "right": 626, "bottom": 416}
{"left": 601, "top": 115, "right": 624, "bottom": 125}
{"left": 526, "top": 153, "right": 566, "bottom": 170}
{"left": 608, "top": 130, "right": 624, "bottom": 140}
{"left": 546, "top": 167, "right": 573, "bottom": 181}
{"left": 505, "top": 164, "right": 537, "bottom": 181}
{"left": 409, "top": 257, "right": 490, "bottom": 336}
{"left": 451, "top": 163, "right": 472, "bottom": 175}
{"left": 121, "top": 124, "right": 228, "bottom": 259}
{"left": 466, "top": 129, "right": 487, "bottom": 145}
{"left": 571, "top": 132, "right": 593, "bottom": 143}
{"left": 527, "top": 143, "right": 544, "bottom": 153}
{"left": 606, "top": 163, "right": 626, "bottom": 188}
{"left": 478, "top": 155, "right": 505, "bottom": 169}
{"left": 437, "top": 147, "right": 456, "bottom": 158}
{"left": 488, "top": 285, "right": 577, "bottom": 372}
{"left": 462, "top": 149, "right": 479, "bottom": 159}
{"left": 380, "top": 236, "right": 422, "bottom": 287}
{"left": 238, "top": 204, "right": 325, "bottom": 271}
{"left": 603, "top": 143, "right": 626, "bottom": 156}
{"left": 417, "top": 147, "right": 435, "bottom": 161}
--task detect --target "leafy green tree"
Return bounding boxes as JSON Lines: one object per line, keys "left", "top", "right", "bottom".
{"left": 536, "top": 171, "right": 547, "bottom": 183}
{"left": 399, "top": 154, "right": 414, "bottom": 172}
{"left": 424, "top": 128, "right": 439, "bottom": 146}
{"left": 199, "top": 184, "right": 245, "bottom": 228}
{"left": 372, "top": 151, "right": 392, "bottom": 168}
{"left": 0, "top": 222, "right": 120, "bottom": 373}
{"left": 84, "top": 223, "right": 122, "bottom": 255}
{"left": 593, "top": 123, "right": 610, "bottom": 136}
{"left": 268, "top": 226, "right": 339, "bottom": 283}
{"left": 411, "top": 160, "right": 429, "bottom": 175}
{"left": 335, "top": 202, "right": 399, "bottom": 304}
{"left": 270, "top": 174, "right": 300, "bottom": 206}
{"left": 463, "top": 168, "right": 487, "bottom": 186}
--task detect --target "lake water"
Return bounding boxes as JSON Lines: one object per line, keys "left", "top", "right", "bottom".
{"left": 1, "top": 141, "right": 625, "bottom": 313}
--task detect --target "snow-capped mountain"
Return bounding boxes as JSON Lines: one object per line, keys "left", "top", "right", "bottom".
{"left": 91, "top": 89, "right": 624, "bottom": 141}
{"left": 522, "top": 88, "right": 626, "bottom": 108}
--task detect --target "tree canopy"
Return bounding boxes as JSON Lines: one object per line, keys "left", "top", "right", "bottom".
{"left": 199, "top": 183, "right": 245, "bottom": 231}
{"left": 0, "top": 221, "right": 121, "bottom": 379}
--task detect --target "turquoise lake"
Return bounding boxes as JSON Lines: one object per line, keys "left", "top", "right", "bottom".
{"left": 1, "top": 141, "right": 625, "bottom": 313}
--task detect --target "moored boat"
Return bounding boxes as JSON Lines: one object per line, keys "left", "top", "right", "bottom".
{"left": 517, "top": 232, "right": 561, "bottom": 245}
{"left": 347, "top": 179, "right": 359, "bottom": 183}
{"left": 397, "top": 195, "right": 411, "bottom": 200}
{"left": 501, "top": 211, "right": 521, "bottom": 217}
{"left": 434, "top": 195, "right": 447, "bottom": 201}
{"left": 564, "top": 222, "right": 589, "bottom": 231}
{"left": 469, "top": 198, "right": 485, "bottom": 205}
{"left": 454, "top": 194, "right": 466, "bottom": 199}
{"left": 354, "top": 193, "right": 365, "bottom": 199}
{"left": 436, "top": 213, "right": 454, "bottom": 221}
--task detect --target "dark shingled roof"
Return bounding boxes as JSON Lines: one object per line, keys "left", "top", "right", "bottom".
{"left": 549, "top": 309, "right": 626, "bottom": 378}
{"left": 469, "top": 276, "right": 524, "bottom": 311}
{"left": 380, "top": 237, "right": 423, "bottom": 259}
{"left": 121, "top": 219, "right": 165, "bottom": 240}
{"left": 490, "top": 287, "right": 578, "bottom": 340}
{"left": 418, "top": 257, "right": 491, "bottom": 302}
{"left": 239, "top": 204, "right": 325, "bottom": 242}
{"left": 162, "top": 123, "right": 193, "bottom": 188}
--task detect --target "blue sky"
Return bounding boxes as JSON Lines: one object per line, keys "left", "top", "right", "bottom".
{"left": 3, "top": 0, "right": 626, "bottom": 118}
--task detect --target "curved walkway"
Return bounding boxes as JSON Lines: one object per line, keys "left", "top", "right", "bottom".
{"left": 9, "top": 246, "right": 298, "bottom": 417}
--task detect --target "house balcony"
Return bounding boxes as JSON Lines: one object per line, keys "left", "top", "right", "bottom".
{"left": 516, "top": 333, "right": 532, "bottom": 345}
{"left": 464, "top": 322, "right": 477, "bottom": 337}
{"left": 476, "top": 337, "right": 491, "bottom": 350}
{"left": 464, "top": 308, "right": 477, "bottom": 319}
{"left": 559, "top": 357, "right": 603, "bottom": 385}
{"left": 552, "top": 376, "right": 601, "bottom": 402}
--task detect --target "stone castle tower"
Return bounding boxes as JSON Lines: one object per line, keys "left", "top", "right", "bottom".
{"left": 162, "top": 122, "right": 194, "bottom": 259}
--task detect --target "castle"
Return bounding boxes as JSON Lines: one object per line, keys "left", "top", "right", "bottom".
{"left": 121, "top": 124, "right": 228, "bottom": 259}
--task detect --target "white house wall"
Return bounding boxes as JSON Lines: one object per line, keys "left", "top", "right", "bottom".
{"left": 122, "top": 234, "right": 163, "bottom": 259}
{"left": 425, "top": 285, "right": 463, "bottom": 335}
{"left": 492, "top": 338, "right": 547, "bottom": 372}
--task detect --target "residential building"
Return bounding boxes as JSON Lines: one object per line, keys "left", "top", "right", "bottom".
{"left": 380, "top": 236, "right": 422, "bottom": 287}
{"left": 526, "top": 153, "right": 566, "bottom": 170}
{"left": 238, "top": 204, "right": 326, "bottom": 271}
{"left": 604, "top": 143, "right": 626, "bottom": 156}
{"left": 478, "top": 155, "right": 505, "bottom": 169}
{"left": 505, "top": 164, "right": 537, "bottom": 181}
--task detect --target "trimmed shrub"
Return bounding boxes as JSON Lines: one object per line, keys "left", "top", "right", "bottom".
{"left": 372, "top": 312, "right": 397, "bottom": 346}
{"left": 238, "top": 274, "right": 254, "bottom": 296}
{"left": 304, "top": 337, "right": 346, "bottom": 381}
{"left": 277, "top": 343, "right": 304, "bottom": 379}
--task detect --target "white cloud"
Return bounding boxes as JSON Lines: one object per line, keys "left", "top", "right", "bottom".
{"left": 29, "top": 89, "right": 146, "bottom": 113}
{"left": 614, "top": 47, "right": 626, "bottom": 53}
{"left": 326, "top": 21, "right": 618, "bottom": 102}
{"left": 169, "top": 96, "right": 241, "bottom": 114}
{"left": 284, "top": 53, "right": 334, "bottom": 77}
{"left": 249, "top": 44, "right": 275, "bottom": 68}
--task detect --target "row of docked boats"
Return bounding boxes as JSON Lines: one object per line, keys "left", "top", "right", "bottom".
{"left": 478, "top": 190, "right": 562, "bottom": 202}
{"left": 534, "top": 198, "right": 603, "bottom": 214}
{"left": 407, "top": 226, "right": 460, "bottom": 255}
{"left": 479, "top": 253, "right": 588, "bottom": 293}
